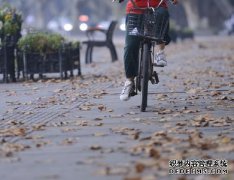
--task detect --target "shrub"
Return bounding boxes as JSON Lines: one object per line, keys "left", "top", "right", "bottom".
{"left": 18, "top": 32, "right": 65, "bottom": 54}
{"left": 71, "top": 41, "right": 80, "bottom": 49}
{"left": 180, "top": 27, "right": 194, "bottom": 40}
{"left": 0, "top": 5, "right": 22, "bottom": 37}
{"left": 46, "top": 34, "right": 65, "bottom": 53}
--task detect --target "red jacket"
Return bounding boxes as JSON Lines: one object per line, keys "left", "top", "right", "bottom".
{"left": 126, "top": 0, "right": 168, "bottom": 14}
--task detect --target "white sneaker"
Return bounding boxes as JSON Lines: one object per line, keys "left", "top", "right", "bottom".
{"left": 120, "top": 80, "right": 134, "bottom": 101}
{"left": 154, "top": 51, "right": 167, "bottom": 66}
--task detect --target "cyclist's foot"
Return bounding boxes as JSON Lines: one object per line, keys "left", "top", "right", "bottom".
{"left": 154, "top": 51, "right": 167, "bottom": 67}
{"left": 120, "top": 79, "right": 134, "bottom": 101}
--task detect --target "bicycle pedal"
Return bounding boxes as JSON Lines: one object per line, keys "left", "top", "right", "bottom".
{"left": 130, "top": 91, "right": 137, "bottom": 96}
{"left": 137, "top": 85, "right": 141, "bottom": 92}
{"left": 152, "top": 71, "right": 159, "bottom": 84}
{"left": 150, "top": 79, "right": 156, "bottom": 84}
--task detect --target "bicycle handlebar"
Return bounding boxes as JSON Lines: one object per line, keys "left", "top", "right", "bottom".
{"left": 127, "top": 0, "right": 168, "bottom": 12}
{"left": 112, "top": 0, "right": 177, "bottom": 8}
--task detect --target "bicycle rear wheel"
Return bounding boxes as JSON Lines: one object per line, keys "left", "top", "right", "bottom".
{"left": 141, "top": 42, "right": 150, "bottom": 112}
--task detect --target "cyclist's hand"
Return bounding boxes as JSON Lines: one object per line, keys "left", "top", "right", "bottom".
{"left": 171, "top": 0, "right": 178, "bottom": 5}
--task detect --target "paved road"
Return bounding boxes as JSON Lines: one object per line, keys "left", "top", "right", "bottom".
{"left": 0, "top": 36, "right": 234, "bottom": 180}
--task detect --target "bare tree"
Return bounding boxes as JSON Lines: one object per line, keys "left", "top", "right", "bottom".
{"left": 180, "top": 0, "right": 234, "bottom": 30}
{"left": 3, "top": 0, "right": 234, "bottom": 32}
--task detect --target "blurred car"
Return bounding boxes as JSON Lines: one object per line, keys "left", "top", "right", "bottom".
{"left": 47, "top": 17, "right": 73, "bottom": 33}
{"left": 119, "top": 17, "right": 126, "bottom": 32}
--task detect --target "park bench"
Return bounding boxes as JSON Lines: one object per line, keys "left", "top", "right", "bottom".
{"left": 83, "top": 20, "right": 118, "bottom": 64}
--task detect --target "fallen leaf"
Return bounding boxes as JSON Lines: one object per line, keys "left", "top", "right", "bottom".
{"left": 32, "top": 124, "right": 46, "bottom": 131}
{"left": 94, "top": 122, "right": 103, "bottom": 126}
{"left": 94, "top": 117, "right": 103, "bottom": 121}
{"left": 61, "top": 138, "right": 76, "bottom": 145}
{"left": 1, "top": 143, "right": 30, "bottom": 152}
{"left": 94, "top": 132, "right": 106, "bottom": 137}
{"left": 54, "top": 89, "right": 63, "bottom": 93}
{"left": 90, "top": 145, "right": 102, "bottom": 150}
{"left": 145, "top": 147, "right": 160, "bottom": 159}
{"left": 124, "top": 177, "right": 141, "bottom": 180}
{"left": 219, "top": 96, "right": 228, "bottom": 100}
{"left": 135, "top": 162, "right": 145, "bottom": 173}
{"left": 79, "top": 106, "right": 91, "bottom": 111}
{"left": 0, "top": 128, "right": 27, "bottom": 137}
{"left": 98, "top": 105, "right": 107, "bottom": 111}
{"left": 210, "top": 91, "right": 222, "bottom": 96}
{"left": 23, "top": 111, "right": 34, "bottom": 115}
{"left": 221, "top": 136, "right": 231, "bottom": 144}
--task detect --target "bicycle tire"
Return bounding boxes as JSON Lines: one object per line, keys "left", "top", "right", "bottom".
{"left": 136, "top": 45, "right": 143, "bottom": 92}
{"left": 141, "top": 42, "right": 150, "bottom": 112}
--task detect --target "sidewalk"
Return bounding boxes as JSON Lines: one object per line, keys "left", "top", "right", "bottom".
{"left": 0, "top": 36, "right": 234, "bottom": 180}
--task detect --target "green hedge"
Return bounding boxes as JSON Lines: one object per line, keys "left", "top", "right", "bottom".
{"left": 18, "top": 32, "right": 65, "bottom": 54}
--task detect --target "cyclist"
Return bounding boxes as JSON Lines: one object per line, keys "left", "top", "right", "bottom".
{"left": 118, "top": 0, "right": 178, "bottom": 101}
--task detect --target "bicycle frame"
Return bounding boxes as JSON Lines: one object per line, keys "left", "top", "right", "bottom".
{"left": 136, "top": 32, "right": 159, "bottom": 111}
{"left": 113, "top": 0, "right": 170, "bottom": 111}
{"left": 128, "top": 0, "right": 167, "bottom": 111}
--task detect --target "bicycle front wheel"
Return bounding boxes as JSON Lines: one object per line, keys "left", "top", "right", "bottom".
{"left": 141, "top": 42, "right": 150, "bottom": 112}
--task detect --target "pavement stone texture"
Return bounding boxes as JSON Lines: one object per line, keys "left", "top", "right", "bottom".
{"left": 0, "top": 36, "right": 234, "bottom": 180}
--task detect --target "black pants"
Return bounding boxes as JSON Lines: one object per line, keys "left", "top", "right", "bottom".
{"left": 124, "top": 7, "right": 170, "bottom": 78}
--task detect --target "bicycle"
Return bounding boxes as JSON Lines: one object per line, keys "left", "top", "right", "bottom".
{"left": 114, "top": 0, "right": 172, "bottom": 112}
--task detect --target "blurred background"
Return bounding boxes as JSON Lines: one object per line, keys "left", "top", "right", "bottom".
{"left": 1, "top": 0, "right": 234, "bottom": 39}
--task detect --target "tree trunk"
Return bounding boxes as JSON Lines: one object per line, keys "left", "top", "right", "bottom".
{"left": 182, "top": 0, "right": 200, "bottom": 30}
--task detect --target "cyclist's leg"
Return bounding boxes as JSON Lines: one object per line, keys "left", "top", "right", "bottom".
{"left": 154, "top": 7, "right": 171, "bottom": 66}
{"left": 124, "top": 34, "right": 141, "bottom": 79}
{"left": 124, "top": 14, "right": 141, "bottom": 79}
{"left": 120, "top": 14, "right": 141, "bottom": 101}
{"left": 156, "top": 7, "right": 170, "bottom": 45}
{"left": 120, "top": 34, "right": 138, "bottom": 101}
